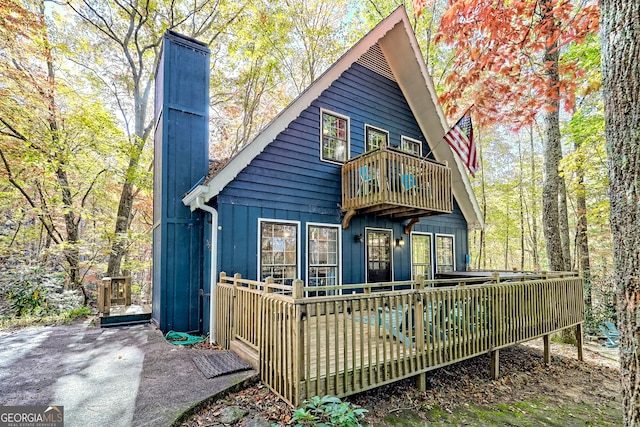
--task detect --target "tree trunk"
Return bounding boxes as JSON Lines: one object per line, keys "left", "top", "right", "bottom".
{"left": 41, "top": 1, "right": 88, "bottom": 303}
{"left": 541, "top": 107, "right": 564, "bottom": 272}
{"left": 600, "top": 1, "right": 640, "bottom": 425}
{"left": 518, "top": 137, "right": 525, "bottom": 270}
{"left": 477, "top": 138, "right": 487, "bottom": 270}
{"left": 575, "top": 139, "right": 592, "bottom": 308}
{"left": 105, "top": 68, "right": 152, "bottom": 278}
{"left": 504, "top": 199, "right": 510, "bottom": 270}
{"left": 558, "top": 175, "right": 572, "bottom": 270}
{"left": 540, "top": 0, "right": 564, "bottom": 272}
{"left": 529, "top": 126, "right": 540, "bottom": 270}
{"left": 106, "top": 179, "right": 137, "bottom": 277}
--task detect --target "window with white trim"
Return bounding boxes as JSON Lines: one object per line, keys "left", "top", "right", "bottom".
{"left": 307, "top": 224, "right": 340, "bottom": 296}
{"left": 365, "top": 125, "right": 389, "bottom": 152}
{"left": 436, "top": 234, "right": 455, "bottom": 273}
{"left": 401, "top": 136, "right": 422, "bottom": 156}
{"left": 321, "top": 110, "right": 349, "bottom": 163}
{"left": 260, "top": 221, "right": 298, "bottom": 285}
{"left": 411, "top": 233, "right": 433, "bottom": 280}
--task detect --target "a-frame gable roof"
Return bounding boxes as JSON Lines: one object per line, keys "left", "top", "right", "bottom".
{"left": 183, "top": 6, "right": 483, "bottom": 230}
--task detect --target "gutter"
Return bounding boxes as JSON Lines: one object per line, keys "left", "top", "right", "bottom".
{"left": 182, "top": 184, "right": 209, "bottom": 207}
{"left": 190, "top": 193, "right": 218, "bottom": 345}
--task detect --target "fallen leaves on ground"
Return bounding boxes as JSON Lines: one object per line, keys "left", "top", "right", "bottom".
{"left": 183, "top": 338, "right": 620, "bottom": 426}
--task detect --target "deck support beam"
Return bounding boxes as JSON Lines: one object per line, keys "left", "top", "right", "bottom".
{"left": 415, "top": 372, "right": 427, "bottom": 391}
{"left": 543, "top": 334, "right": 551, "bottom": 364}
{"left": 342, "top": 210, "right": 356, "bottom": 229}
{"left": 576, "top": 324, "right": 584, "bottom": 361}
{"left": 490, "top": 350, "right": 499, "bottom": 380}
{"left": 404, "top": 217, "right": 420, "bottom": 234}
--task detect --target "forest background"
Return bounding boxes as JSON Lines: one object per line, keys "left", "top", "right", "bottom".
{"left": 0, "top": 0, "right": 609, "bottom": 327}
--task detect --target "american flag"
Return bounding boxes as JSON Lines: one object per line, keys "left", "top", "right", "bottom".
{"left": 443, "top": 111, "right": 478, "bottom": 177}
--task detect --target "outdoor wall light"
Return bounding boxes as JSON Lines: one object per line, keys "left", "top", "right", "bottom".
{"left": 354, "top": 234, "right": 363, "bottom": 243}
{"left": 396, "top": 237, "right": 405, "bottom": 247}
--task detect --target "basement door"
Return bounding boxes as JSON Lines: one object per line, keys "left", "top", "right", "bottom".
{"left": 366, "top": 229, "right": 392, "bottom": 283}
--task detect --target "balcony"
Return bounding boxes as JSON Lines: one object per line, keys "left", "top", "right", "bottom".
{"left": 341, "top": 146, "right": 453, "bottom": 228}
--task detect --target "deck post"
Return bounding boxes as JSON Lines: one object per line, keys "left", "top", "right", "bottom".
{"left": 576, "top": 324, "right": 584, "bottom": 361}
{"left": 292, "top": 279, "right": 304, "bottom": 299}
{"left": 265, "top": 276, "right": 274, "bottom": 292}
{"left": 217, "top": 272, "right": 226, "bottom": 347}
{"left": 543, "top": 334, "right": 551, "bottom": 364}
{"left": 232, "top": 273, "right": 241, "bottom": 341}
{"left": 490, "top": 349, "right": 500, "bottom": 379}
{"left": 293, "top": 279, "right": 304, "bottom": 407}
{"left": 414, "top": 281, "right": 426, "bottom": 391}
{"left": 99, "top": 278, "right": 111, "bottom": 315}
{"left": 122, "top": 276, "right": 132, "bottom": 306}
{"left": 415, "top": 373, "right": 428, "bottom": 391}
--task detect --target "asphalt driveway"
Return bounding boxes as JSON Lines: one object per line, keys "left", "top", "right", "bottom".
{"left": 0, "top": 321, "right": 257, "bottom": 426}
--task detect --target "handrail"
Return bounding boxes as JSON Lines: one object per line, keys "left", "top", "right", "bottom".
{"left": 341, "top": 146, "right": 453, "bottom": 218}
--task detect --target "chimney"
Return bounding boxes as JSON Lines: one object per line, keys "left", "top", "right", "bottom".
{"left": 152, "top": 31, "right": 210, "bottom": 333}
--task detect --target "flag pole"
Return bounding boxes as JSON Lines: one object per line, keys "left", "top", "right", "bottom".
{"left": 424, "top": 104, "right": 475, "bottom": 159}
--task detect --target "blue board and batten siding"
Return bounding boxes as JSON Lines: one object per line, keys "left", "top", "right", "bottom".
{"left": 152, "top": 32, "right": 210, "bottom": 333}
{"left": 215, "top": 63, "right": 469, "bottom": 283}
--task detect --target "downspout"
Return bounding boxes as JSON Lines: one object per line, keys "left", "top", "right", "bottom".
{"left": 194, "top": 196, "right": 218, "bottom": 344}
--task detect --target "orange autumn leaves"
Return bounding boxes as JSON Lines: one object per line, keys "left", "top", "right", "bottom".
{"left": 413, "top": 0, "right": 599, "bottom": 128}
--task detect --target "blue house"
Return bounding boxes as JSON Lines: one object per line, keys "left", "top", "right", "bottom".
{"left": 153, "top": 6, "right": 483, "bottom": 337}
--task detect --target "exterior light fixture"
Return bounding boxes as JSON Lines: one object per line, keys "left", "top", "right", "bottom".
{"left": 396, "top": 237, "right": 405, "bottom": 247}
{"left": 354, "top": 234, "right": 363, "bottom": 243}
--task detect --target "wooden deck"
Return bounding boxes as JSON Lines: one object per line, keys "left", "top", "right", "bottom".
{"left": 217, "top": 272, "right": 584, "bottom": 406}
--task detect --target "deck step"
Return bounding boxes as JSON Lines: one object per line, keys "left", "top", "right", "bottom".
{"left": 230, "top": 339, "right": 259, "bottom": 371}
{"left": 99, "top": 313, "right": 152, "bottom": 327}
{"left": 99, "top": 304, "right": 152, "bottom": 328}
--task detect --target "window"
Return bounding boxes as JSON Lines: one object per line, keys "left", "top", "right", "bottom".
{"left": 321, "top": 110, "right": 349, "bottom": 163}
{"left": 307, "top": 224, "right": 340, "bottom": 296}
{"left": 365, "top": 125, "right": 389, "bottom": 152}
{"left": 411, "top": 233, "right": 433, "bottom": 280}
{"left": 401, "top": 136, "right": 422, "bottom": 156}
{"left": 436, "top": 234, "right": 455, "bottom": 273}
{"left": 260, "top": 221, "right": 298, "bottom": 285}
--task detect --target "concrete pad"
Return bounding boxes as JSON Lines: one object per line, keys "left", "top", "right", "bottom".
{"left": 0, "top": 321, "right": 258, "bottom": 427}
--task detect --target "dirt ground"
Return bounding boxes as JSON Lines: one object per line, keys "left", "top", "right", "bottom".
{"left": 183, "top": 337, "right": 621, "bottom": 426}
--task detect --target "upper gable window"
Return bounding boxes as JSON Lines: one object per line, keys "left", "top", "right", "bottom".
{"left": 401, "top": 136, "right": 422, "bottom": 157}
{"left": 321, "top": 110, "right": 349, "bottom": 163}
{"left": 365, "top": 125, "right": 389, "bottom": 152}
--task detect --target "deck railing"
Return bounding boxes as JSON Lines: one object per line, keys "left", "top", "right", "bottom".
{"left": 341, "top": 146, "right": 453, "bottom": 219}
{"left": 217, "top": 272, "right": 584, "bottom": 406}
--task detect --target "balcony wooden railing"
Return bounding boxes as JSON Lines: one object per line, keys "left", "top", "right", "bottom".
{"left": 341, "top": 146, "right": 452, "bottom": 227}
{"left": 216, "top": 271, "right": 584, "bottom": 407}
